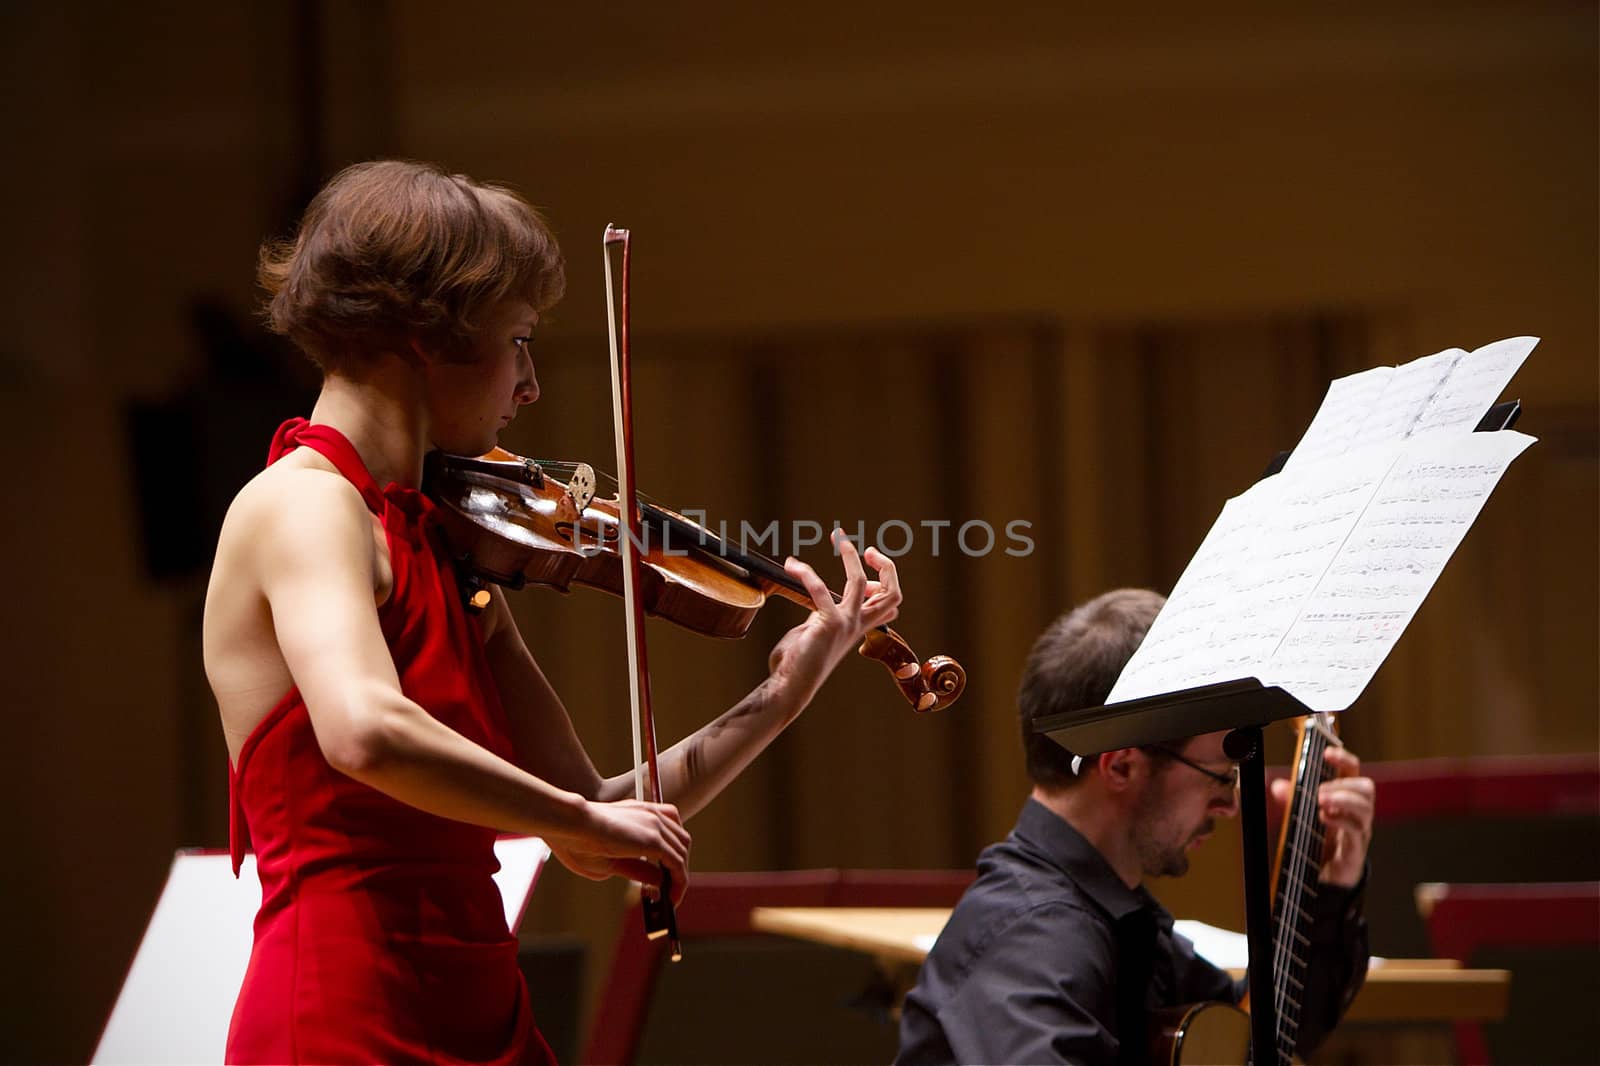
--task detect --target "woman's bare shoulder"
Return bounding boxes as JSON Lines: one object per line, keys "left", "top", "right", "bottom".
{"left": 217, "top": 452, "right": 373, "bottom": 563}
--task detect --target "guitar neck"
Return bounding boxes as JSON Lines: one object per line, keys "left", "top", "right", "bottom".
{"left": 1265, "top": 713, "right": 1339, "bottom": 1066}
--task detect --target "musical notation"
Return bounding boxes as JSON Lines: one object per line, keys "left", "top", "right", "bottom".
{"left": 1283, "top": 366, "right": 1394, "bottom": 470}
{"left": 1111, "top": 446, "right": 1397, "bottom": 703}
{"left": 1282, "top": 337, "right": 1534, "bottom": 472}
{"left": 1349, "top": 347, "right": 1466, "bottom": 445}
{"left": 1107, "top": 336, "right": 1538, "bottom": 713}
{"left": 1258, "top": 431, "right": 1533, "bottom": 708}
{"left": 1410, "top": 336, "right": 1536, "bottom": 437}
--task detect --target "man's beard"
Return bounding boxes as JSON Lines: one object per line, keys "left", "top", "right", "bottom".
{"left": 1134, "top": 824, "right": 1191, "bottom": 879}
{"left": 1133, "top": 787, "right": 1212, "bottom": 879}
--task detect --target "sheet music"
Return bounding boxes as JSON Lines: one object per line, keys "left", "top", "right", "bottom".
{"left": 1109, "top": 447, "right": 1396, "bottom": 704}
{"left": 1261, "top": 431, "right": 1534, "bottom": 711}
{"left": 1108, "top": 336, "right": 1536, "bottom": 713}
{"left": 1283, "top": 366, "right": 1394, "bottom": 470}
{"left": 1285, "top": 337, "right": 1536, "bottom": 468}
{"left": 1108, "top": 492, "right": 1273, "bottom": 703}
{"left": 1350, "top": 347, "right": 1465, "bottom": 444}
{"left": 1409, "top": 336, "right": 1536, "bottom": 436}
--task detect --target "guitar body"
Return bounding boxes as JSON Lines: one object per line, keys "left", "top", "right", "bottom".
{"left": 1151, "top": 1001, "right": 1250, "bottom": 1065}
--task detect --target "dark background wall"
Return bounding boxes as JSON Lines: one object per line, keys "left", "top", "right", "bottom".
{"left": 1, "top": 3, "right": 1594, "bottom": 1062}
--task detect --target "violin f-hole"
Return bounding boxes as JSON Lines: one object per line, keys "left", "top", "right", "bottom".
{"left": 555, "top": 517, "right": 618, "bottom": 555}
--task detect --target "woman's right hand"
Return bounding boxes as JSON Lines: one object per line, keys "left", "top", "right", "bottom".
{"left": 546, "top": 798, "right": 690, "bottom": 906}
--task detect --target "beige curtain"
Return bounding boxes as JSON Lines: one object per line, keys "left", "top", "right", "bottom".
{"left": 502, "top": 312, "right": 1419, "bottom": 974}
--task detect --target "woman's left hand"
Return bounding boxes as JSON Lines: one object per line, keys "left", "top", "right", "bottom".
{"left": 766, "top": 528, "right": 902, "bottom": 708}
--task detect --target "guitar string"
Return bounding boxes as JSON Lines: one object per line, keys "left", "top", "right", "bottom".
{"left": 1272, "top": 730, "right": 1313, "bottom": 1065}
{"left": 1271, "top": 724, "right": 1327, "bottom": 1065}
{"left": 1270, "top": 730, "right": 1306, "bottom": 1062}
{"left": 1275, "top": 728, "right": 1323, "bottom": 1061}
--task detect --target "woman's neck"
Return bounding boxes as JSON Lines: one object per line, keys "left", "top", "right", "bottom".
{"left": 308, "top": 357, "right": 430, "bottom": 488}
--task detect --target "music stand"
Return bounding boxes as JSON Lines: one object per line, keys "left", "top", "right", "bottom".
{"left": 1034, "top": 400, "right": 1522, "bottom": 1063}
{"left": 92, "top": 837, "right": 551, "bottom": 1064}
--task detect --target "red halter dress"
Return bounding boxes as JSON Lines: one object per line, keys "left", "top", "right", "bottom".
{"left": 226, "top": 419, "right": 555, "bottom": 1065}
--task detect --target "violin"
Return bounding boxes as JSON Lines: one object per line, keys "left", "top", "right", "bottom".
{"left": 428, "top": 223, "right": 962, "bottom": 963}
{"left": 421, "top": 448, "right": 967, "bottom": 714}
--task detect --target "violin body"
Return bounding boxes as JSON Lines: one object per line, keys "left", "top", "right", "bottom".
{"left": 424, "top": 449, "right": 767, "bottom": 639}
{"left": 423, "top": 448, "right": 966, "bottom": 712}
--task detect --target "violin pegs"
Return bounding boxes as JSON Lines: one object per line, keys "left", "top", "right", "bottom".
{"left": 856, "top": 629, "right": 966, "bottom": 713}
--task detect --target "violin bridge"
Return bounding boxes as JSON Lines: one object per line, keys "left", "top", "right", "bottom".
{"left": 566, "top": 463, "right": 597, "bottom": 513}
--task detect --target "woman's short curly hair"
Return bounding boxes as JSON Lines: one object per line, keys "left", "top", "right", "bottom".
{"left": 258, "top": 159, "right": 566, "bottom": 372}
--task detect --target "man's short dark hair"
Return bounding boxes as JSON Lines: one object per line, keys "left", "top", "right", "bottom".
{"left": 1018, "top": 588, "right": 1166, "bottom": 788}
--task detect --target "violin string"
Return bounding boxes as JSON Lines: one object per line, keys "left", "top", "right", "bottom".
{"left": 478, "top": 457, "right": 809, "bottom": 588}
{"left": 526, "top": 458, "right": 858, "bottom": 609}
{"left": 535, "top": 458, "right": 795, "bottom": 572}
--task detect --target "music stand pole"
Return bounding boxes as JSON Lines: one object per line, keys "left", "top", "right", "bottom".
{"left": 1228, "top": 725, "right": 1278, "bottom": 1064}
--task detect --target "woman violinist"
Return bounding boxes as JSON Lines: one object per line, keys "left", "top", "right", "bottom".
{"left": 202, "top": 159, "right": 903, "bottom": 1065}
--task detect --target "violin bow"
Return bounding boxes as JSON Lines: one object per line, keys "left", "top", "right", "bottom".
{"left": 603, "top": 223, "right": 682, "bottom": 961}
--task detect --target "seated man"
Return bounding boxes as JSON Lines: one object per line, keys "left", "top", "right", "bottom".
{"left": 897, "top": 589, "right": 1373, "bottom": 1065}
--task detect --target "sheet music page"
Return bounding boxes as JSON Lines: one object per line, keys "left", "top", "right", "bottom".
{"left": 1108, "top": 491, "right": 1273, "bottom": 704}
{"left": 1108, "top": 447, "right": 1396, "bottom": 704}
{"left": 1261, "top": 430, "right": 1536, "bottom": 711}
{"left": 1107, "top": 336, "right": 1533, "bottom": 713}
{"left": 1350, "top": 347, "right": 1465, "bottom": 443}
{"left": 1171, "top": 920, "right": 1252, "bottom": 969}
{"left": 1283, "top": 366, "right": 1394, "bottom": 470}
{"left": 1409, "top": 336, "right": 1537, "bottom": 436}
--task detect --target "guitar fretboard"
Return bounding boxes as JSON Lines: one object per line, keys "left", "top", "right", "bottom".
{"left": 1267, "top": 715, "right": 1337, "bottom": 1066}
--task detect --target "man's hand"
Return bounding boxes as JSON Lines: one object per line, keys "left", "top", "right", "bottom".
{"left": 766, "top": 528, "right": 903, "bottom": 707}
{"left": 545, "top": 798, "right": 691, "bottom": 906}
{"left": 1271, "top": 746, "right": 1374, "bottom": 888}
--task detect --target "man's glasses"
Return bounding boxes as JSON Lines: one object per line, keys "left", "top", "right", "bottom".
{"left": 1142, "top": 746, "right": 1240, "bottom": 788}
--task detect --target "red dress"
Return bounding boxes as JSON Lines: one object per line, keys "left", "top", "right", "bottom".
{"left": 226, "top": 419, "right": 555, "bottom": 1065}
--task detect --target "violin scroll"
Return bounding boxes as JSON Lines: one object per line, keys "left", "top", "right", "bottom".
{"left": 858, "top": 628, "right": 967, "bottom": 713}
